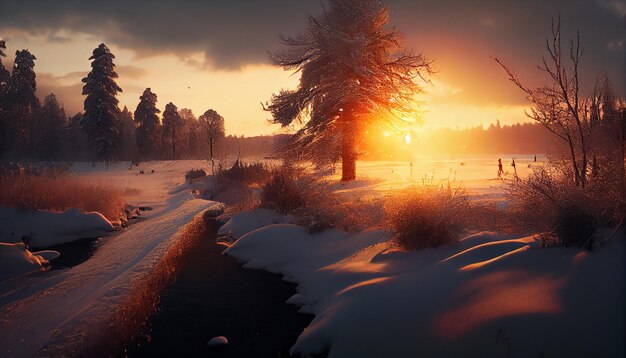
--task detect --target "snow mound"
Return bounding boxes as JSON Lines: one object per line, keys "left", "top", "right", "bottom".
{"left": 0, "top": 207, "right": 115, "bottom": 248}
{"left": 0, "top": 243, "right": 59, "bottom": 281}
{"left": 218, "top": 209, "right": 288, "bottom": 240}
{"left": 227, "top": 225, "right": 624, "bottom": 357}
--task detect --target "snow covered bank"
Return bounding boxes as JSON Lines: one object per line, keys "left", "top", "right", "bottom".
{"left": 0, "top": 199, "right": 222, "bottom": 356}
{"left": 0, "top": 243, "right": 60, "bottom": 281}
{"left": 0, "top": 206, "right": 115, "bottom": 248}
{"left": 225, "top": 214, "right": 624, "bottom": 357}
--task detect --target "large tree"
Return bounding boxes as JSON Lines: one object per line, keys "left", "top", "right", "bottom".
{"left": 265, "top": 0, "right": 431, "bottom": 181}
{"left": 8, "top": 49, "right": 40, "bottom": 156}
{"left": 135, "top": 88, "right": 161, "bottom": 158}
{"left": 199, "top": 108, "right": 225, "bottom": 159}
{"left": 81, "top": 43, "right": 122, "bottom": 161}
{"left": 162, "top": 102, "right": 183, "bottom": 160}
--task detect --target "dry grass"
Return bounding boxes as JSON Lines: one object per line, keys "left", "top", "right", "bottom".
{"left": 0, "top": 169, "right": 124, "bottom": 220}
{"left": 384, "top": 183, "right": 469, "bottom": 251}
{"left": 505, "top": 165, "right": 624, "bottom": 248}
{"left": 91, "top": 210, "right": 214, "bottom": 356}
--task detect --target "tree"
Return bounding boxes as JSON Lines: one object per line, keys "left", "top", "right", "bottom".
{"left": 81, "top": 43, "right": 122, "bottom": 161}
{"left": 0, "top": 40, "right": 10, "bottom": 156}
{"left": 35, "top": 93, "right": 66, "bottom": 159}
{"left": 179, "top": 108, "right": 199, "bottom": 159}
{"left": 199, "top": 109, "right": 225, "bottom": 159}
{"left": 118, "top": 106, "right": 137, "bottom": 160}
{"left": 135, "top": 88, "right": 161, "bottom": 158}
{"left": 8, "top": 49, "right": 40, "bottom": 157}
{"left": 162, "top": 102, "right": 183, "bottom": 160}
{"left": 495, "top": 19, "right": 589, "bottom": 188}
{"left": 265, "top": 0, "right": 432, "bottom": 181}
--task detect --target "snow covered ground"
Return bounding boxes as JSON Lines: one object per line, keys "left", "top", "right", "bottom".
{"left": 0, "top": 160, "right": 223, "bottom": 356}
{"left": 1, "top": 156, "right": 583, "bottom": 357}
{"left": 225, "top": 211, "right": 624, "bottom": 357}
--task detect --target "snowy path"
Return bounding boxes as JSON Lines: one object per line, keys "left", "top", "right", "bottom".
{"left": 0, "top": 195, "right": 219, "bottom": 357}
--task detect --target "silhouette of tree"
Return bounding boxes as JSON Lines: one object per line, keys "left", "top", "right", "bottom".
{"left": 162, "top": 102, "right": 183, "bottom": 160}
{"left": 8, "top": 49, "right": 39, "bottom": 157}
{"left": 199, "top": 109, "right": 224, "bottom": 159}
{"left": 495, "top": 19, "right": 589, "bottom": 188}
{"left": 118, "top": 106, "right": 136, "bottom": 160}
{"left": 35, "top": 93, "right": 65, "bottom": 159}
{"left": 265, "top": 0, "right": 432, "bottom": 181}
{"left": 81, "top": 43, "right": 122, "bottom": 161}
{"left": 135, "top": 88, "right": 161, "bottom": 158}
{"left": 0, "top": 39, "right": 10, "bottom": 156}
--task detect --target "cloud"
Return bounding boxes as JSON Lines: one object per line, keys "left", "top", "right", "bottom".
{"left": 116, "top": 65, "right": 148, "bottom": 79}
{"left": 597, "top": 0, "right": 626, "bottom": 17}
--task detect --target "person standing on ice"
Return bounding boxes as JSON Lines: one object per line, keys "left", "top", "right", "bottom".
{"left": 497, "top": 158, "right": 504, "bottom": 178}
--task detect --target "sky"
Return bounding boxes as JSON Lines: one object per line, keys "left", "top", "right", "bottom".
{"left": 0, "top": 0, "right": 623, "bottom": 136}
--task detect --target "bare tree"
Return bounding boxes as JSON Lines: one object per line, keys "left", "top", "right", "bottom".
{"left": 199, "top": 109, "right": 224, "bottom": 159}
{"left": 495, "top": 18, "right": 589, "bottom": 188}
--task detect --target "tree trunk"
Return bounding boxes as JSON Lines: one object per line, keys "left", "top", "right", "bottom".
{"left": 209, "top": 138, "right": 214, "bottom": 160}
{"left": 341, "top": 122, "right": 356, "bottom": 181}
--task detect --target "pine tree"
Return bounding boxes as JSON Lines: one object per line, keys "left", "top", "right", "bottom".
{"left": 81, "top": 43, "right": 122, "bottom": 161}
{"left": 35, "top": 93, "right": 66, "bottom": 159}
{"left": 0, "top": 40, "right": 10, "bottom": 156}
{"left": 162, "top": 102, "right": 183, "bottom": 160}
{"left": 265, "top": 0, "right": 431, "bottom": 181}
{"left": 199, "top": 109, "right": 225, "bottom": 159}
{"left": 8, "top": 49, "right": 40, "bottom": 157}
{"left": 118, "top": 106, "right": 137, "bottom": 160}
{"left": 134, "top": 88, "right": 161, "bottom": 158}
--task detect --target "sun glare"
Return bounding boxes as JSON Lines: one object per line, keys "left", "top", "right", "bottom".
{"left": 404, "top": 133, "right": 412, "bottom": 145}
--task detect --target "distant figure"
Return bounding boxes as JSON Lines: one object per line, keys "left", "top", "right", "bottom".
{"left": 151, "top": 169, "right": 155, "bottom": 174}
{"left": 497, "top": 158, "right": 504, "bottom": 178}
{"left": 511, "top": 159, "right": 518, "bottom": 178}
{"left": 534, "top": 155, "right": 537, "bottom": 162}
{"left": 139, "top": 169, "right": 145, "bottom": 175}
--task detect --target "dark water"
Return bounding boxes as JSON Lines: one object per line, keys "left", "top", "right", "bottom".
{"left": 38, "top": 237, "right": 101, "bottom": 270}
{"left": 127, "top": 221, "right": 314, "bottom": 358}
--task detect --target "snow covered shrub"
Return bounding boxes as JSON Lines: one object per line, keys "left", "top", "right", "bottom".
{"left": 0, "top": 169, "right": 124, "bottom": 220}
{"left": 261, "top": 165, "right": 311, "bottom": 213}
{"left": 385, "top": 184, "right": 468, "bottom": 251}
{"left": 184, "top": 168, "right": 207, "bottom": 181}
{"left": 505, "top": 165, "right": 622, "bottom": 248}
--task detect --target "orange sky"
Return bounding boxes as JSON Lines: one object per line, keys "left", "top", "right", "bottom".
{"left": 0, "top": 0, "right": 622, "bottom": 136}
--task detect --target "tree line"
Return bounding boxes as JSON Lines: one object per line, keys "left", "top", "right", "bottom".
{"left": 0, "top": 41, "right": 225, "bottom": 162}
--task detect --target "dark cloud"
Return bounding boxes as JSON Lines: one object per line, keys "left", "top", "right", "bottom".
{"left": 36, "top": 72, "right": 84, "bottom": 115}
{"left": 0, "top": 0, "right": 623, "bottom": 103}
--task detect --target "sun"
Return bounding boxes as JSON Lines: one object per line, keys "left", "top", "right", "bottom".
{"left": 404, "top": 133, "right": 412, "bottom": 145}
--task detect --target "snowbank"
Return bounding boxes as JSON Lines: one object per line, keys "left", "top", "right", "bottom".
{"left": 226, "top": 224, "right": 625, "bottom": 357}
{"left": 0, "top": 243, "right": 60, "bottom": 281}
{"left": 217, "top": 208, "right": 289, "bottom": 240}
{"left": 0, "top": 207, "right": 115, "bottom": 248}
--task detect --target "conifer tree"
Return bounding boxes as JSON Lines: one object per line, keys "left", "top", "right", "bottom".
{"left": 199, "top": 109, "right": 225, "bottom": 159}
{"left": 134, "top": 88, "right": 161, "bottom": 158}
{"left": 0, "top": 40, "right": 9, "bottom": 156}
{"left": 162, "top": 102, "right": 183, "bottom": 160}
{"left": 81, "top": 43, "right": 122, "bottom": 161}
{"left": 8, "top": 49, "right": 40, "bottom": 156}
{"left": 35, "top": 93, "right": 66, "bottom": 159}
{"left": 118, "top": 106, "right": 136, "bottom": 160}
{"left": 265, "top": 0, "right": 431, "bottom": 181}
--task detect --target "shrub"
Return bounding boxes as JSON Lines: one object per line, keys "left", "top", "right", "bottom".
{"left": 185, "top": 168, "right": 208, "bottom": 181}
{"left": 384, "top": 183, "right": 469, "bottom": 251}
{"left": 505, "top": 165, "right": 622, "bottom": 248}
{"left": 0, "top": 169, "right": 124, "bottom": 220}
{"left": 261, "top": 165, "right": 311, "bottom": 213}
